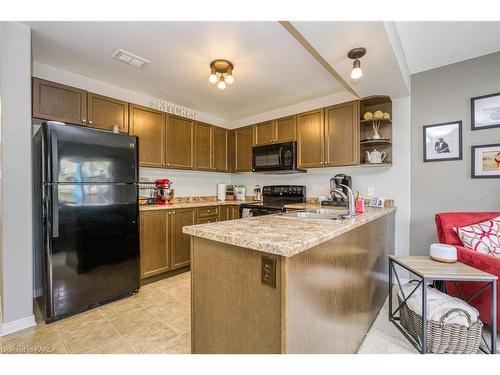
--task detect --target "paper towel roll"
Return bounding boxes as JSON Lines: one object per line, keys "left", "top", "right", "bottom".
{"left": 217, "top": 184, "right": 227, "bottom": 201}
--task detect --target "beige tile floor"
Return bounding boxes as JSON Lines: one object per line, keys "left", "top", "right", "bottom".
{"left": 0, "top": 271, "right": 191, "bottom": 354}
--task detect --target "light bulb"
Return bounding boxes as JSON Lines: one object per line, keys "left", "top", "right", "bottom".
{"left": 217, "top": 77, "right": 226, "bottom": 90}
{"left": 225, "top": 73, "right": 234, "bottom": 85}
{"left": 351, "top": 59, "right": 362, "bottom": 80}
{"left": 351, "top": 67, "right": 362, "bottom": 80}
{"left": 208, "top": 73, "right": 218, "bottom": 84}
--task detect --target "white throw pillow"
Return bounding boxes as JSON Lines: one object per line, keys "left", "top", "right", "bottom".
{"left": 453, "top": 216, "right": 500, "bottom": 257}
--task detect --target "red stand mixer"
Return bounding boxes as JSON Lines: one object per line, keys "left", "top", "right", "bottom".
{"left": 154, "top": 178, "right": 175, "bottom": 205}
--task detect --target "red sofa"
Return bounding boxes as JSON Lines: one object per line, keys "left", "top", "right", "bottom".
{"left": 435, "top": 212, "right": 500, "bottom": 331}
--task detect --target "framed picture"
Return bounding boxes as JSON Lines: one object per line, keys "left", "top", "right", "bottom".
{"left": 471, "top": 143, "right": 500, "bottom": 178}
{"left": 423, "top": 121, "right": 463, "bottom": 162}
{"left": 471, "top": 92, "right": 500, "bottom": 130}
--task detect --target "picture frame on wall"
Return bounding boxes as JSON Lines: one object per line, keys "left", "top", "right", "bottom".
{"left": 423, "top": 121, "right": 463, "bottom": 162}
{"left": 471, "top": 92, "right": 500, "bottom": 130}
{"left": 471, "top": 143, "right": 500, "bottom": 178}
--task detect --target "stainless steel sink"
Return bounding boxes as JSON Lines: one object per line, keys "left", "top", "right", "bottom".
{"left": 281, "top": 208, "right": 355, "bottom": 221}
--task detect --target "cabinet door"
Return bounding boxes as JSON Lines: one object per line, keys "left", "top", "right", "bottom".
{"left": 212, "top": 127, "right": 229, "bottom": 172}
{"left": 254, "top": 121, "right": 275, "bottom": 145}
{"left": 297, "top": 109, "right": 324, "bottom": 168}
{"left": 235, "top": 126, "right": 254, "bottom": 172}
{"left": 129, "top": 104, "right": 166, "bottom": 168}
{"left": 166, "top": 115, "right": 194, "bottom": 169}
{"left": 275, "top": 115, "right": 296, "bottom": 143}
{"left": 230, "top": 206, "right": 241, "bottom": 220}
{"left": 87, "top": 92, "right": 129, "bottom": 133}
{"left": 194, "top": 122, "right": 212, "bottom": 171}
{"left": 140, "top": 211, "right": 169, "bottom": 279}
{"left": 219, "top": 206, "right": 230, "bottom": 221}
{"left": 324, "top": 101, "right": 360, "bottom": 167}
{"left": 32, "top": 78, "right": 87, "bottom": 125}
{"left": 170, "top": 209, "right": 195, "bottom": 270}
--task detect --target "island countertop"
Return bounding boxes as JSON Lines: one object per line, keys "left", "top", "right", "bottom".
{"left": 183, "top": 206, "right": 396, "bottom": 257}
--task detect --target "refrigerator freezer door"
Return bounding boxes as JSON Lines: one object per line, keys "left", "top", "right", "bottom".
{"left": 46, "top": 183, "right": 139, "bottom": 320}
{"left": 45, "top": 122, "right": 137, "bottom": 183}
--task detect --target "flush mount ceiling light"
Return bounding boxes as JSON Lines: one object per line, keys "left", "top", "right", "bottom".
{"left": 208, "top": 59, "right": 234, "bottom": 90}
{"left": 112, "top": 49, "right": 150, "bottom": 69}
{"left": 347, "top": 47, "right": 366, "bottom": 80}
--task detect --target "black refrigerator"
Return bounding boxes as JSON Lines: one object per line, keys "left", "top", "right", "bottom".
{"left": 33, "top": 122, "right": 140, "bottom": 323}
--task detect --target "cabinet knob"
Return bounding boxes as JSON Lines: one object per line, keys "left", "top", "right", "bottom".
{"left": 82, "top": 118, "right": 86, "bottom": 123}
{"left": 89, "top": 120, "right": 93, "bottom": 124}
{"left": 168, "top": 212, "right": 171, "bottom": 215}
{"left": 167, "top": 163, "right": 170, "bottom": 167}
{"left": 172, "top": 211, "right": 176, "bottom": 215}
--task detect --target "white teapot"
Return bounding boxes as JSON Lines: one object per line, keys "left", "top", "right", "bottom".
{"left": 365, "top": 149, "right": 387, "bottom": 164}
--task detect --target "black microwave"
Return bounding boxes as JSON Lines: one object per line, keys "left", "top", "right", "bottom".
{"left": 252, "top": 141, "right": 305, "bottom": 173}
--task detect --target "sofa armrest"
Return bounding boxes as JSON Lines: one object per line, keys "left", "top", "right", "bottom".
{"left": 455, "top": 246, "right": 500, "bottom": 277}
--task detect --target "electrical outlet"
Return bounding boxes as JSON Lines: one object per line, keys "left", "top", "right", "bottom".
{"left": 261, "top": 256, "right": 276, "bottom": 288}
{"left": 367, "top": 186, "right": 375, "bottom": 197}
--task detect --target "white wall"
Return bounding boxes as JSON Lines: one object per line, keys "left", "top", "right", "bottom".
{"left": 0, "top": 22, "right": 36, "bottom": 335}
{"left": 140, "top": 168, "right": 231, "bottom": 197}
{"left": 233, "top": 96, "right": 411, "bottom": 255}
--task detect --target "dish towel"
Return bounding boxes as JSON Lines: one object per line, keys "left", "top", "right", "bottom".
{"left": 398, "top": 282, "right": 479, "bottom": 327}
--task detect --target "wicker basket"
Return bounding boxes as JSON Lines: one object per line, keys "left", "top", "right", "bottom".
{"left": 398, "top": 295, "right": 483, "bottom": 354}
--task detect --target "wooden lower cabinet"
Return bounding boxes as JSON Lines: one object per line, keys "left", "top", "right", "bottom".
{"left": 140, "top": 208, "right": 194, "bottom": 280}
{"left": 170, "top": 208, "right": 195, "bottom": 270}
{"left": 140, "top": 210, "right": 170, "bottom": 279}
{"left": 230, "top": 206, "right": 240, "bottom": 220}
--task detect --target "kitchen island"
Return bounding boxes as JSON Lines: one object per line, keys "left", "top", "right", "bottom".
{"left": 183, "top": 207, "right": 395, "bottom": 354}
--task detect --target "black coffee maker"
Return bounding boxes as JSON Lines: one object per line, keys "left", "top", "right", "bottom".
{"left": 328, "top": 174, "right": 352, "bottom": 206}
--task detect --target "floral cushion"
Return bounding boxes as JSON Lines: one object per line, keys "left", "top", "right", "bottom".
{"left": 453, "top": 216, "right": 500, "bottom": 257}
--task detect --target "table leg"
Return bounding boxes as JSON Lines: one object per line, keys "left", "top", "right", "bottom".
{"left": 389, "top": 260, "right": 393, "bottom": 320}
{"left": 421, "top": 278, "right": 427, "bottom": 354}
{"left": 492, "top": 280, "right": 497, "bottom": 354}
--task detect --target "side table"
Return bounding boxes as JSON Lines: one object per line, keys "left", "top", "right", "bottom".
{"left": 389, "top": 255, "right": 497, "bottom": 354}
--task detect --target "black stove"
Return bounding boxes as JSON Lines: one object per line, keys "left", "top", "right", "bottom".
{"left": 240, "top": 185, "right": 306, "bottom": 217}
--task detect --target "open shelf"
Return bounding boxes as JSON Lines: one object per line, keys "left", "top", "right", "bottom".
{"left": 359, "top": 95, "right": 393, "bottom": 166}
{"left": 360, "top": 118, "right": 392, "bottom": 125}
{"left": 360, "top": 139, "right": 392, "bottom": 146}
{"left": 360, "top": 163, "right": 392, "bottom": 167}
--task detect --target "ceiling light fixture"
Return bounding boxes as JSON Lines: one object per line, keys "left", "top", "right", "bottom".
{"left": 112, "top": 49, "right": 150, "bottom": 69}
{"left": 347, "top": 47, "right": 366, "bottom": 80}
{"left": 208, "top": 59, "right": 234, "bottom": 90}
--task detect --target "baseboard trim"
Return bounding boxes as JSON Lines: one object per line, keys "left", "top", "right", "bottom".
{"left": 1, "top": 315, "right": 36, "bottom": 337}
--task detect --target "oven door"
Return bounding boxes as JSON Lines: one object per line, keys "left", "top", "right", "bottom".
{"left": 252, "top": 141, "right": 296, "bottom": 172}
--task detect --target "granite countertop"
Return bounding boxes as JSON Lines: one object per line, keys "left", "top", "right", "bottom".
{"left": 140, "top": 200, "right": 254, "bottom": 211}
{"left": 183, "top": 206, "right": 396, "bottom": 257}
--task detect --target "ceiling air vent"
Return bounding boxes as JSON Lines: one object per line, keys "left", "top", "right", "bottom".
{"left": 112, "top": 49, "right": 150, "bottom": 69}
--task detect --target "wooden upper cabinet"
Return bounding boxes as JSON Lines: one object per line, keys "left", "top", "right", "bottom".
{"left": 212, "top": 127, "right": 229, "bottom": 172}
{"left": 32, "top": 78, "right": 87, "bottom": 125}
{"left": 275, "top": 115, "right": 296, "bottom": 143}
{"left": 235, "top": 126, "right": 254, "bottom": 172}
{"left": 254, "top": 121, "right": 275, "bottom": 145}
{"left": 170, "top": 208, "right": 195, "bottom": 270}
{"left": 129, "top": 104, "right": 166, "bottom": 168}
{"left": 166, "top": 115, "right": 194, "bottom": 170}
{"left": 297, "top": 109, "right": 325, "bottom": 168}
{"left": 324, "top": 100, "right": 360, "bottom": 167}
{"left": 140, "top": 211, "right": 169, "bottom": 279}
{"left": 87, "top": 92, "right": 129, "bottom": 133}
{"left": 194, "top": 122, "right": 212, "bottom": 171}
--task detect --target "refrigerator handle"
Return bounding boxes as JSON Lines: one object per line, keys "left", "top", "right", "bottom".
{"left": 51, "top": 185, "right": 59, "bottom": 238}
{"left": 50, "top": 129, "right": 59, "bottom": 182}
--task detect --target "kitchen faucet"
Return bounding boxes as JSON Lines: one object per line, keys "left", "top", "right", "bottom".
{"left": 329, "top": 181, "right": 356, "bottom": 218}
